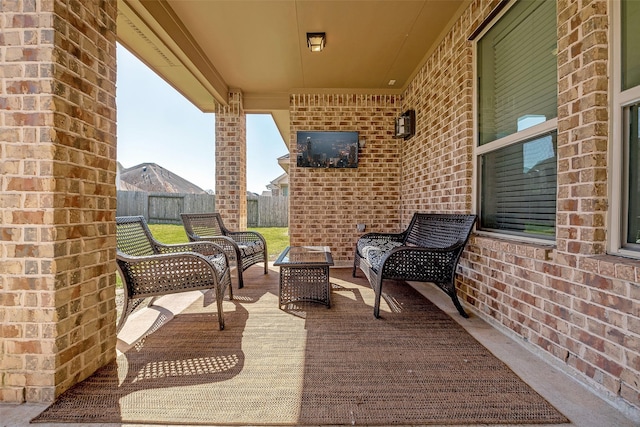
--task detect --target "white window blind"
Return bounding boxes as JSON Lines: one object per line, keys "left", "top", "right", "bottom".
{"left": 478, "top": 0, "right": 557, "bottom": 145}
{"left": 481, "top": 132, "right": 557, "bottom": 238}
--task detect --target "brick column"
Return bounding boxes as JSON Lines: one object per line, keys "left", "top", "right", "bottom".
{"left": 556, "top": 0, "right": 609, "bottom": 258}
{"left": 0, "top": 1, "right": 118, "bottom": 402}
{"left": 215, "top": 90, "right": 247, "bottom": 230}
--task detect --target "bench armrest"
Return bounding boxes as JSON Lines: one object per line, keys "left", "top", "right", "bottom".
{"left": 116, "top": 251, "right": 227, "bottom": 299}
{"left": 180, "top": 235, "right": 241, "bottom": 254}
{"left": 358, "top": 231, "right": 406, "bottom": 243}
{"left": 154, "top": 241, "right": 227, "bottom": 257}
{"left": 226, "top": 230, "right": 267, "bottom": 246}
{"left": 401, "top": 239, "right": 467, "bottom": 253}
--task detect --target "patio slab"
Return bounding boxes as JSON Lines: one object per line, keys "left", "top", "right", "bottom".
{"left": 2, "top": 264, "right": 638, "bottom": 427}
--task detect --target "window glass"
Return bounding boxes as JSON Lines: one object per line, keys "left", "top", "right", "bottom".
{"left": 477, "top": 0, "right": 557, "bottom": 145}
{"left": 481, "top": 132, "right": 557, "bottom": 239}
{"left": 626, "top": 103, "right": 640, "bottom": 247}
{"left": 622, "top": 0, "right": 640, "bottom": 90}
{"left": 622, "top": 0, "right": 640, "bottom": 251}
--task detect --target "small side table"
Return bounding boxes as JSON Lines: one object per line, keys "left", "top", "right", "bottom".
{"left": 274, "top": 246, "right": 334, "bottom": 308}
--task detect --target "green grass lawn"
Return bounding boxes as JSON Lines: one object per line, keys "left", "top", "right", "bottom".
{"left": 147, "top": 223, "right": 289, "bottom": 261}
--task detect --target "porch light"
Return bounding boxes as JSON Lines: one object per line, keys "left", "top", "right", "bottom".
{"left": 307, "top": 32, "right": 326, "bottom": 52}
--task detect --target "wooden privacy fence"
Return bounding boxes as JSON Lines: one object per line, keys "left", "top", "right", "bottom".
{"left": 116, "top": 191, "right": 289, "bottom": 227}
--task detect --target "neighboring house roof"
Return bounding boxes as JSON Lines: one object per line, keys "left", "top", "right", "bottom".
{"left": 277, "top": 153, "right": 289, "bottom": 174}
{"left": 266, "top": 173, "right": 289, "bottom": 197}
{"left": 118, "top": 162, "right": 207, "bottom": 194}
{"left": 269, "top": 173, "right": 289, "bottom": 187}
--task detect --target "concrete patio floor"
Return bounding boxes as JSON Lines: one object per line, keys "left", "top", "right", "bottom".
{"left": 2, "top": 265, "right": 639, "bottom": 427}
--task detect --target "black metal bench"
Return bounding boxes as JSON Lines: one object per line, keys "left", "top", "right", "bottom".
{"left": 353, "top": 213, "right": 477, "bottom": 318}
{"left": 116, "top": 216, "right": 232, "bottom": 332}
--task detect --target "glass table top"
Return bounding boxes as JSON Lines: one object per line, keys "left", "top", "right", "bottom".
{"left": 274, "top": 246, "right": 334, "bottom": 266}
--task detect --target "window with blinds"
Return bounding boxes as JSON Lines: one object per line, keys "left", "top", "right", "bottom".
{"left": 476, "top": 0, "right": 558, "bottom": 240}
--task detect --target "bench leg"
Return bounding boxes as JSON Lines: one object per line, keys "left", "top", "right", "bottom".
{"left": 352, "top": 253, "right": 359, "bottom": 277}
{"left": 214, "top": 286, "right": 225, "bottom": 330}
{"left": 223, "top": 267, "right": 233, "bottom": 300}
{"left": 372, "top": 277, "right": 383, "bottom": 318}
{"left": 373, "top": 294, "right": 382, "bottom": 318}
{"left": 116, "top": 299, "right": 130, "bottom": 333}
{"left": 237, "top": 268, "right": 244, "bottom": 289}
{"left": 450, "top": 292, "right": 469, "bottom": 318}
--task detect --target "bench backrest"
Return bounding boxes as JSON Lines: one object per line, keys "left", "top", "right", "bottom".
{"left": 404, "top": 213, "right": 477, "bottom": 248}
{"left": 181, "top": 213, "right": 227, "bottom": 240}
{"left": 116, "top": 216, "right": 158, "bottom": 256}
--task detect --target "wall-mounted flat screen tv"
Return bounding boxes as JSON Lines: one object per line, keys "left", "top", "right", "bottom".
{"left": 296, "top": 131, "right": 359, "bottom": 168}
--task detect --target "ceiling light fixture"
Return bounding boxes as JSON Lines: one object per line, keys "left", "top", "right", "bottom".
{"left": 307, "top": 32, "right": 326, "bottom": 52}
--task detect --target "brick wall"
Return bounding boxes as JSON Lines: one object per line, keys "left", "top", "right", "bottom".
{"left": 398, "top": 0, "right": 640, "bottom": 412}
{"left": 0, "top": 0, "right": 118, "bottom": 402}
{"left": 289, "top": 94, "right": 402, "bottom": 262}
{"left": 215, "top": 90, "right": 247, "bottom": 230}
{"left": 556, "top": 0, "right": 609, "bottom": 256}
{"left": 400, "top": 12, "right": 474, "bottom": 225}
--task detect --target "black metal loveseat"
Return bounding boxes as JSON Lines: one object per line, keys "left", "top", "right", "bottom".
{"left": 353, "top": 213, "right": 477, "bottom": 318}
{"left": 116, "top": 216, "right": 232, "bottom": 332}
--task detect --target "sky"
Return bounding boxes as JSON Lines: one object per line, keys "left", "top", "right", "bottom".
{"left": 116, "top": 44, "right": 289, "bottom": 194}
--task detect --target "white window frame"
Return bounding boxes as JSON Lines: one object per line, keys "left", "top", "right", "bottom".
{"left": 472, "top": 0, "right": 558, "bottom": 246}
{"left": 609, "top": 0, "right": 640, "bottom": 258}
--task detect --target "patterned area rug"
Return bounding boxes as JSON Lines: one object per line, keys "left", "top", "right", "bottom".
{"left": 32, "top": 267, "right": 568, "bottom": 425}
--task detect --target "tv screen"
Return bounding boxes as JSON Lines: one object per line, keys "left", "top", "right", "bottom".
{"left": 296, "top": 131, "right": 359, "bottom": 168}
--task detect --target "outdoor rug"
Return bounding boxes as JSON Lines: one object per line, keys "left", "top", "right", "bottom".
{"left": 32, "top": 267, "right": 569, "bottom": 425}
